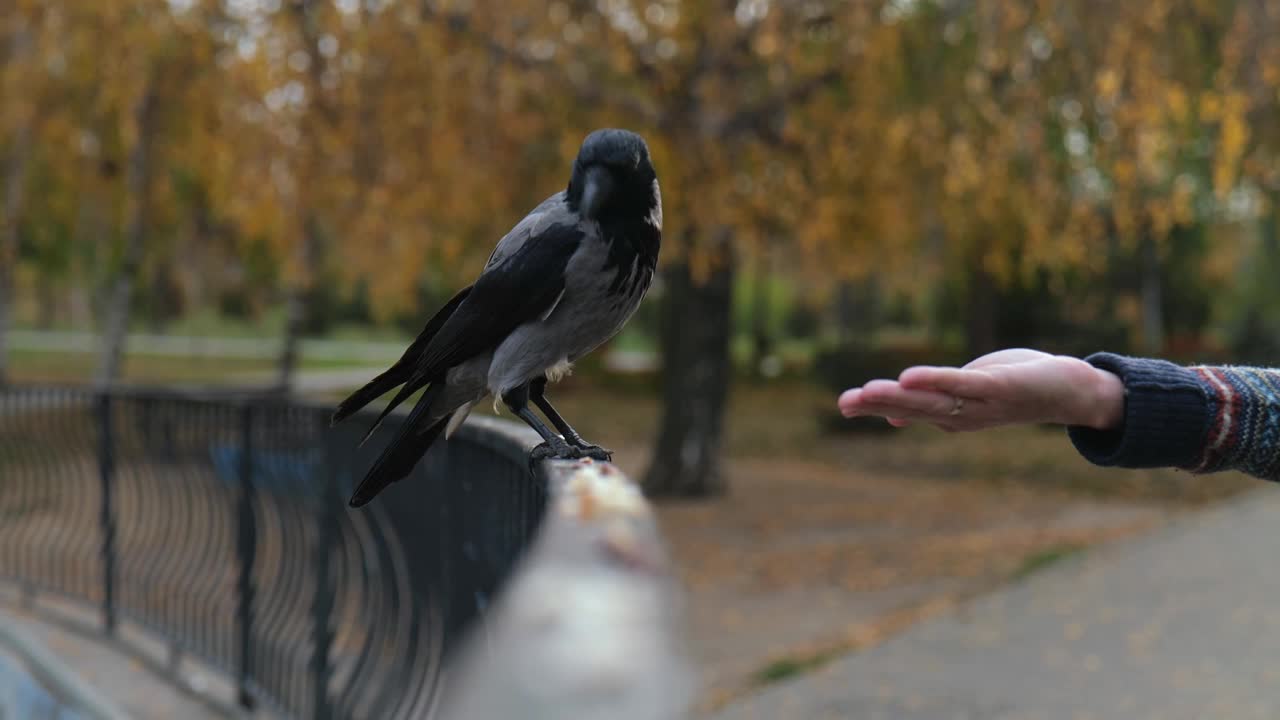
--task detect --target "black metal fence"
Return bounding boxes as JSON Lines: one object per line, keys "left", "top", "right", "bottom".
{"left": 0, "top": 384, "right": 549, "bottom": 719}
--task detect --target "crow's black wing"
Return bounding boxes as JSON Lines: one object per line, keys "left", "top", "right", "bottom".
{"left": 330, "top": 285, "right": 472, "bottom": 426}
{"left": 418, "top": 222, "right": 584, "bottom": 373}
{"left": 357, "top": 222, "right": 585, "bottom": 436}
{"left": 346, "top": 218, "right": 580, "bottom": 503}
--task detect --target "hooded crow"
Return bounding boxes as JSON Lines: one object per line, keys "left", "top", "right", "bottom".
{"left": 332, "top": 128, "right": 661, "bottom": 507}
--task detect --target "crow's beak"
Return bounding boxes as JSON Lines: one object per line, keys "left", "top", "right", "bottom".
{"left": 581, "top": 165, "right": 614, "bottom": 220}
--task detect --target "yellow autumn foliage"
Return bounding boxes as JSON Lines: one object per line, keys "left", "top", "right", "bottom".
{"left": 2, "top": 0, "right": 1279, "bottom": 328}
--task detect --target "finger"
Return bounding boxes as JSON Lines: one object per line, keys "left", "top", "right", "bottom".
{"left": 855, "top": 397, "right": 996, "bottom": 426}
{"left": 840, "top": 383, "right": 907, "bottom": 415}
{"left": 858, "top": 380, "right": 958, "bottom": 416}
{"left": 850, "top": 402, "right": 938, "bottom": 421}
{"left": 887, "top": 417, "right": 912, "bottom": 427}
{"left": 898, "top": 366, "right": 997, "bottom": 397}
{"left": 837, "top": 388, "right": 862, "bottom": 417}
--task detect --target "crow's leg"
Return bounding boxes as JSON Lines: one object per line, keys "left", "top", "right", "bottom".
{"left": 530, "top": 377, "right": 612, "bottom": 461}
{"left": 502, "top": 383, "right": 581, "bottom": 467}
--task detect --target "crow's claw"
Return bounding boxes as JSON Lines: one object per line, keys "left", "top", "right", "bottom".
{"left": 574, "top": 443, "right": 613, "bottom": 462}
{"left": 528, "top": 437, "right": 581, "bottom": 471}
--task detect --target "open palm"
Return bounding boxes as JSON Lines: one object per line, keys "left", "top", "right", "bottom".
{"left": 837, "top": 349, "right": 1124, "bottom": 432}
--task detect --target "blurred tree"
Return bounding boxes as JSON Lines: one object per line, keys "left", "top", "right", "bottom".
{"left": 0, "top": 3, "right": 43, "bottom": 385}
{"left": 0, "top": 1, "right": 234, "bottom": 386}
{"left": 4, "top": 0, "right": 1280, "bottom": 489}
{"left": 453, "top": 0, "right": 886, "bottom": 496}
{"left": 89, "top": 1, "right": 225, "bottom": 386}
{"left": 274, "top": 0, "right": 335, "bottom": 392}
{"left": 96, "top": 76, "right": 159, "bottom": 388}
{"left": 1224, "top": 0, "right": 1280, "bottom": 359}
{"left": 215, "top": 0, "right": 545, "bottom": 389}
{"left": 829, "top": 0, "right": 1273, "bottom": 357}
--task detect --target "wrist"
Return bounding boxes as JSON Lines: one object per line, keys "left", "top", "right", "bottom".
{"left": 1086, "top": 367, "right": 1125, "bottom": 430}
{"left": 1068, "top": 352, "right": 1213, "bottom": 470}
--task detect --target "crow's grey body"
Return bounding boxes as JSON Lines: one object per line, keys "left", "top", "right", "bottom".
{"left": 332, "top": 129, "right": 661, "bottom": 507}
{"left": 487, "top": 191, "right": 658, "bottom": 394}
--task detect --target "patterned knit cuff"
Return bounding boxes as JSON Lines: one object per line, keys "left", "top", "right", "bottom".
{"left": 1189, "top": 365, "right": 1280, "bottom": 478}
{"left": 1066, "top": 352, "right": 1213, "bottom": 470}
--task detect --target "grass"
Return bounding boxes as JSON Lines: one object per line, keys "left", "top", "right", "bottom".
{"left": 155, "top": 306, "right": 289, "bottom": 338}
{"left": 7, "top": 347, "right": 1256, "bottom": 707}
{"left": 6, "top": 348, "right": 373, "bottom": 385}
{"left": 8, "top": 349, "right": 271, "bottom": 384}
{"left": 9, "top": 343, "right": 1255, "bottom": 506}
{"left": 1011, "top": 544, "right": 1086, "bottom": 581}
{"left": 14, "top": 307, "right": 419, "bottom": 344}
{"left": 750, "top": 650, "right": 842, "bottom": 687}
{"left": 515, "top": 374, "right": 1257, "bottom": 505}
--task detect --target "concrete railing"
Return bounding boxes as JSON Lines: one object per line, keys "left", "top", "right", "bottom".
{"left": 1, "top": 383, "right": 693, "bottom": 719}
{"left": 437, "top": 458, "right": 697, "bottom": 720}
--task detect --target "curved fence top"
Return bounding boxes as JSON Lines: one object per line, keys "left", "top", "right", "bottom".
{"left": 0, "top": 384, "right": 558, "bottom": 719}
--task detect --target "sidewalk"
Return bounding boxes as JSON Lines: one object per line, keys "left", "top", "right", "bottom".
{"left": 0, "top": 600, "right": 233, "bottom": 720}
{"left": 710, "top": 485, "right": 1280, "bottom": 720}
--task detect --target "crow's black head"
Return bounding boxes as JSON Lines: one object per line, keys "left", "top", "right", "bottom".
{"left": 567, "top": 129, "right": 660, "bottom": 225}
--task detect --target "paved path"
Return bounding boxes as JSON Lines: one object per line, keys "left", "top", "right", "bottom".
{"left": 0, "top": 601, "right": 232, "bottom": 720}
{"left": 711, "top": 484, "right": 1280, "bottom": 720}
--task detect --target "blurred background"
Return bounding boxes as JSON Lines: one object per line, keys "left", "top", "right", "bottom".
{"left": 2, "top": 0, "right": 1280, "bottom": 717}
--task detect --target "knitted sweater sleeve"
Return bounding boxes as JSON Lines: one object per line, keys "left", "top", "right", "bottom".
{"left": 1066, "top": 352, "right": 1280, "bottom": 481}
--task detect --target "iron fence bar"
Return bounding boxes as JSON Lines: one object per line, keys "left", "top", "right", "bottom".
{"left": 95, "top": 392, "right": 118, "bottom": 635}
{"left": 311, "top": 432, "right": 338, "bottom": 720}
{"left": 2, "top": 385, "right": 560, "bottom": 720}
{"left": 236, "top": 402, "right": 258, "bottom": 711}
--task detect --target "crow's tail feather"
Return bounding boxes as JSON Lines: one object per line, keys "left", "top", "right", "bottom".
{"left": 356, "top": 373, "right": 432, "bottom": 447}
{"left": 348, "top": 384, "right": 447, "bottom": 508}
{"left": 329, "top": 284, "right": 473, "bottom": 428}
{"left": 330, "top": 365, "right": 411, "bottom": 427}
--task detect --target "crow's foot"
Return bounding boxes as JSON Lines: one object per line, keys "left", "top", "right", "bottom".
{"left": 529, "top": 436, "right": 581, "bottom": 471}
{"left": 571, "top": 442, "right": 613, "bottom": 462}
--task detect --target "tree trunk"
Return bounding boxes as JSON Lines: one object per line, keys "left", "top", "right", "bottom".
{"left": 96, "top": 82, "right": 158, "bottom": 389}
{"left": 833, "top": 278, "right": 879, "bottom": 345}
{"left": 644, "top": 236, "right": 734, "bottom": 498}
{"left": 68, "top": 190, "right": 100, "bottom": 330}
{"left": 1102, "top": 212, "right": 1121, "bottom": 326}
{"left": 833, "top": 281, "right": 853, "bottom": 345}
{"left": 1138, "top": 229, "right": 1164, "bottom": 355}
{"left": 1233, "top": 195, "right": 1279, "bottom": 362}
{"left": 923, "top": 219, "right": 947, "bottom": 346}
{"left": 0, "top": 129, "right": 29, "bottom": 387}
{"left": 36, "top": 271, "right": 56, "bottom": 329}
{"left": 277, "top": 288, "right": 305, "bottom": 393}
{"left": 277, "top": 0, "right": 334, "bottom": 395}
{"left": 276, "top": 215, "right": 322, "bottom": 393}
{"left": 964, "top": 251, "right": 997, "bottom": 358}
{"left": 145, "top": 259, "right": 182, "bottom": 332}
{"left": 69, "top": 283, "right": 91, "bottom": 328}
{"left": 0, "top": 21, "right": 33, "bottom": 388}
{"left": 749, "top": 247, "right": 773, "bottom": 375}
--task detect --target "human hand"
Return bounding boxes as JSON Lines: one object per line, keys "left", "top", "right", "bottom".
{"left": 837, "top": 349, "right": 1125, "bottom": 432}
